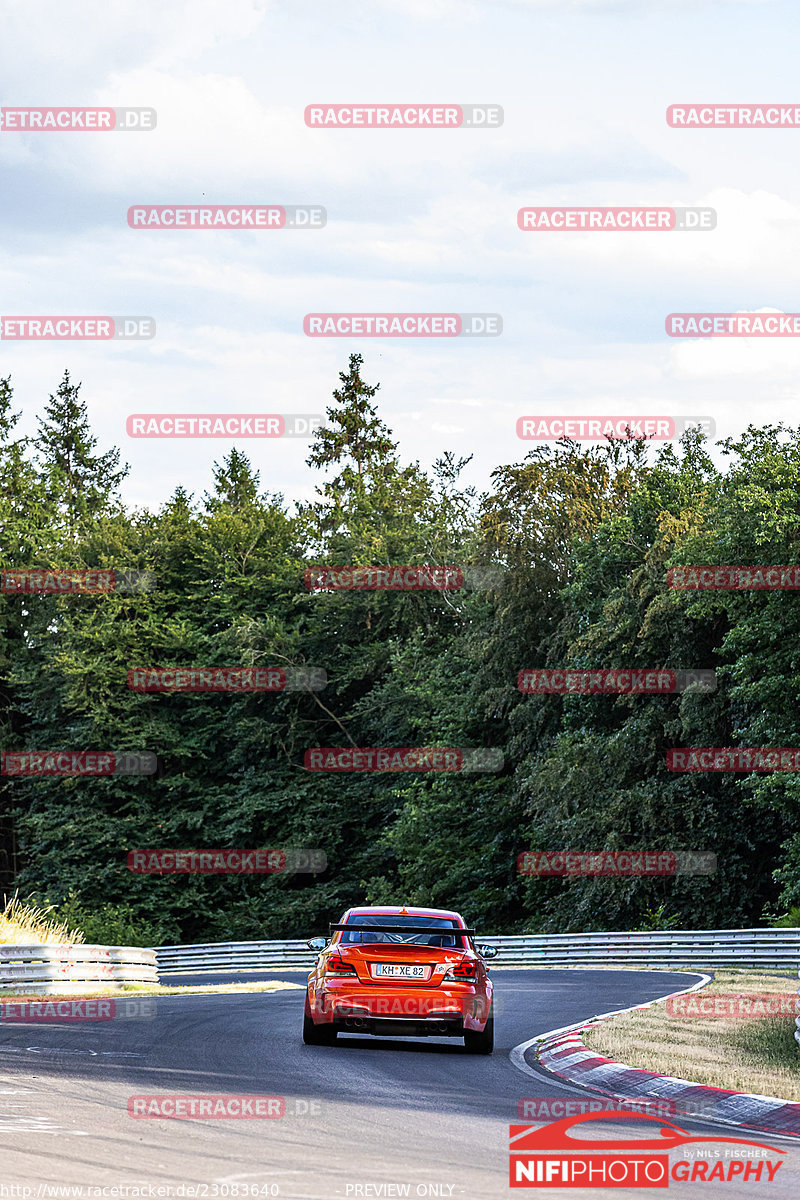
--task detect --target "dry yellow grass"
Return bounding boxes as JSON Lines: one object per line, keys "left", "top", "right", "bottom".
{"left": 0, "top": 895, "right": 85, "bottom": 945}
{"left": 581, "top": 969, "right": 800, "bottom": 1100}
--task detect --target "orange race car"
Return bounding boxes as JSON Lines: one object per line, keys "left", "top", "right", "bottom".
{"left": 302, "top": 905, "right": 497, "bottom": 1053}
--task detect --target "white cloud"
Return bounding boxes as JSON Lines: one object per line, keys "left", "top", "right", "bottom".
{"left": 0, "top": 0, "right": 270, "bottom": 77}
{"left": 2, "top": 0, "right": 799, "bottom": 512}
{"left": 671, "top": 309, "right": 800, "bottom": 379}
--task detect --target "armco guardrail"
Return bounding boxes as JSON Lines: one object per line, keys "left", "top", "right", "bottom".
{"left": 0, "top": 944, "right": 158, "bottom": 994}
{"left": 155, "top": 928, "right": 800, "bottom": 975}
{"left": 156, "top": 939, "right": 318, "bottom": 972}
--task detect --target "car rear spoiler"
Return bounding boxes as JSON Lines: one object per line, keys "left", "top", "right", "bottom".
{"left": 329, "top": 923, "right": 477, "bottom": 936}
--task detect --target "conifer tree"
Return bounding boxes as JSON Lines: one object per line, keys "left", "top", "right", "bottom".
{"left": 35, "top": 370, "right": 128, "bottom": 542}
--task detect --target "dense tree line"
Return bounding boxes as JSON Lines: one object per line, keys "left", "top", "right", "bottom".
{"left": 0, "top": 356, "right": 798, "bottom": 943}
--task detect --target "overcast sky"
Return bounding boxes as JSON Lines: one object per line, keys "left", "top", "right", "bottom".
{"left": 2, "top": 0, "right": 798, "bottom": 511}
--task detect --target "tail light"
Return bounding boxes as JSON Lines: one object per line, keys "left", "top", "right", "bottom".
{"left": 445, "top": 960, "right": 478, "bottom": 981}
{"left": 325, "top": 954, "right": 356, "bottom": 975}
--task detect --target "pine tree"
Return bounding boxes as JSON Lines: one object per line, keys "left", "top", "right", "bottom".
{"left": 35, "top": 370, "right": 128, "bottom": 542}
{"left": 204, "top": 449, "right": 261, "bottom": 513}
{"left": 306, "top": 353, "right": 395, "bottom": 480}
{"left": 0, "top": 376, "right": 34, "bottom": 888}
{"left": 302, "top": 353, "right": 433, "bottom": 559}
{"left": 0, "top": 376, "right": 46, "bottom": 555}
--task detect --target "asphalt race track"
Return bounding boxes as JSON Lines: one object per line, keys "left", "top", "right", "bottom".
{"left": 1, "top": 968, "right": 799, "bottom": 1198}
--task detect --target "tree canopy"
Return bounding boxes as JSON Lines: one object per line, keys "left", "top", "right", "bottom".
{"left": 1, "top": 360, "right": 798, "bottom": 943}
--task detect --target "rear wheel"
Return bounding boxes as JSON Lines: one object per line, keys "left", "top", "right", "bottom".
{"left": 303, "top": 1009, "right": 338, "bottom": 1045}
{"left": 463, "top": 1008, "right": 494, "bottom": 1055}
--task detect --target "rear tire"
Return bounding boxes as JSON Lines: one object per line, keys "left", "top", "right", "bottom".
{"left": 303, "top": 1011, "right": 337, "bottom": 1045}
{"left": 463, "top": 1008, "right": 494, "bottom": 1055}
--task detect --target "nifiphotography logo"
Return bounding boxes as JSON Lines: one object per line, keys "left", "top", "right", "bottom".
{"left": 508, "top": 1112, "right": 785, "bottom": 1187}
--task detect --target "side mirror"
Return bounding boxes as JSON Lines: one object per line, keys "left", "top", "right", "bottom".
{"left": 477, "top": 944, "right": 498, "bottom": 960}
{"left": 307, "top": 936, "right": 328, "bottom": 952}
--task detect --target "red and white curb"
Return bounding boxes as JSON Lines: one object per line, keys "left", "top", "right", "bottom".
{"left": 511, "top": 972, "right": 800, "bottom": 1138}
{"left": 537, "top": 1029, "right": 800, "bottom": 1136}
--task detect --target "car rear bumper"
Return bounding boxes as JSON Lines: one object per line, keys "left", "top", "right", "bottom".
{"left": 306, "top": 981, "right": 492, "bottom": 1032}
{"left": 336, "top": 1013, "right": 465, "bottom": 1037}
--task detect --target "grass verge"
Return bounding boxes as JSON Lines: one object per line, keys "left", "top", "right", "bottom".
{"left": 580, "top": 969, "right": 800, "bottom": 1100}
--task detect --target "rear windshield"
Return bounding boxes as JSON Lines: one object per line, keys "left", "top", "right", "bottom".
{"left": 338, "top": 914, "right": 467, "bottom": 949}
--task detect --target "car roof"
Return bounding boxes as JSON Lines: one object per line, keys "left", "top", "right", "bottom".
{"left": 342, "top": 905, "right": 466, "bottom": 923}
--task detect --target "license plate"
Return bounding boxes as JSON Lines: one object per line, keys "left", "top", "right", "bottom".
{"left": 373, "top": 963, "right": 427, "bottom": 979}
